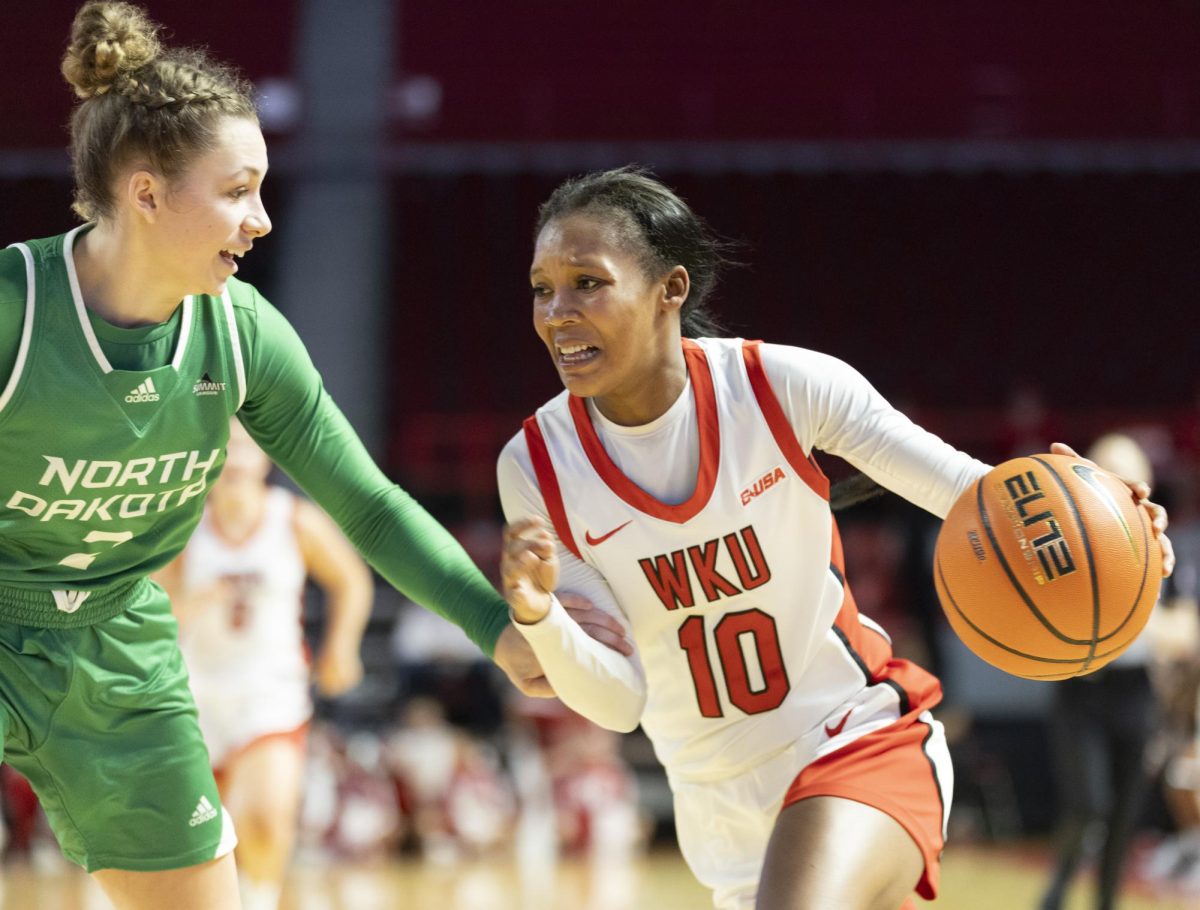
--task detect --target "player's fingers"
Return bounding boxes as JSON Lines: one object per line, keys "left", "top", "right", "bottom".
{"left": 574, "top": 622, "right": 635, "bottom": 656}
{"left": 1159, "top": 531, "right": 1176, "bottom": 578}
{"left": 502, "top": 531, "right": 555, "bottom": 566}
{"left": 559, "top": 594, "right": 626, "bottom": 635}
{"left": 1049, "top": 441, "right": 1084, "bottom": 461}
{"left": 503, "top": 517, "right": 549, "bottom": 547}
{"left": 502, "top": 539, "right": 552, "bottom": 576}
{"left": 501, "top": 549, "right": 554, "bottom": 593}
{"left": 1053, "top": 441, "right": 1158, "bottom": 505}
{"left": 562, "top": 603, "right": 626, "bottom": 636}
{"left": 1143, "top": 499, "right": 1169, "bottom": 533}
{"left": 560, "top": 594, "right": 634, "bottom": 656}
{"left": 557, "top": 591, "right": 595, "bottom": 611}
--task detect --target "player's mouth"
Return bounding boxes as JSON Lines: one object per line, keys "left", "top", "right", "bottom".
{"left": 219, "top": 248, "right": 248, "bottom": 272}
{"left": 556, "top": 341, "right": 600, "bottom": 370}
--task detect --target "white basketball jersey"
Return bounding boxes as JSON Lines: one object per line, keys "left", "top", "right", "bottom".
{"left": 523, "top": 338, "right": 941, "bottom": 779}
{"left": 178, "top": 486, "right": 309, "bottom": 686}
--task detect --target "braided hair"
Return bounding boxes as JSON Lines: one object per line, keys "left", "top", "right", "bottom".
{"left": 60, "top": 1, "right": 257, "bottom": 221}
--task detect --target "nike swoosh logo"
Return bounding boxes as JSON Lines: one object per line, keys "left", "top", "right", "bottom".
{"left": 824, "top": 709, "right": 853, "bottom": 738}
{"left": 1070, "top": 464, "right": 1138, "bottom": 558}
{"left": 584, "top": 520, "right": 632, "bottom": 546}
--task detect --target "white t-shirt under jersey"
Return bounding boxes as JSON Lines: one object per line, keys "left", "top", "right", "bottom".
{"left": 498, "top": 339, "right": 989, "bottom": 780}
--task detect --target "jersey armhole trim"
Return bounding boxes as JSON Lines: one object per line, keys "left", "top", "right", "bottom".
{"left": 0, "top": 244, "right": 37, "bottom": 415}
{"left": 741, "top": 340, "right": 830, "bottom": 501}
{"left": 523, "top": 415, "right": 582, "bottom": 561}
{"left": 221, "top": 289, "right": 247, "bottom": 410}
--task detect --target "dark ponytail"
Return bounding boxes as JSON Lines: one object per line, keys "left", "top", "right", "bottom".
{"left": 828, "top": 473, "right": 886, "bottom": 511}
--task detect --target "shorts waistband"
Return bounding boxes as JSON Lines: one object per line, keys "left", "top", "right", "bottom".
{"left": 0, "top": 578, "right": 148, "bottom": 628}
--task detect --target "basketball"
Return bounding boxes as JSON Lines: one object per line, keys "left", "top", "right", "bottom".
{"left": 933, "top": 453, "right": 1161, "bottom": 680}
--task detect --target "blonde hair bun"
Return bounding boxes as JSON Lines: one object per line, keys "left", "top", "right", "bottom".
{"left": 61, "top": 1, "right": 161, "bottom": 99}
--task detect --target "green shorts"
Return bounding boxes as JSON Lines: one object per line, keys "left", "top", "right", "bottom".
{"left": 0, "top": 579, "right": 236, "bottom": 872}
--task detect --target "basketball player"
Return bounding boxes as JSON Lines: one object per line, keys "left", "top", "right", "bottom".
{"left": 498, "top": 168, "right": 1174, "bottom": 909}
{"left": 1038, "top": 433, "right": 1165, "bottom": 910}
{"left": 155, "top": 418, "right": 373, "bottom": 910}
{"left": 0, "top": 4, "right": 620, "bottom": 907}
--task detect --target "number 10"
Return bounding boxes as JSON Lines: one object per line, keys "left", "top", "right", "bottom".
{"left": 677, "top": 608, "right": 790, "bottom": 718}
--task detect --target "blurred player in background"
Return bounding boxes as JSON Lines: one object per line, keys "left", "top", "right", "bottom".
{"left": 498, "top": 168, "right": 1173, "bottom": 909}
{"left": 0, "top": 3, "right": 626, "bottom": 905}
{"left": 155, "top": 418, "right": 373, "bottom": 910}
{"left": 1143, "top": 486, "right": 1200, "bottom": 892}
{"left": 1038, "top": 433, "right": 1164, "bottom": 910}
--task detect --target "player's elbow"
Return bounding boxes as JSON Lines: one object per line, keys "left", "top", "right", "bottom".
{"left": 594, "top": 690, "right": 646, "bottom": 734}
{"left": 606, "top": 714, "right": 642, "bottom": 734}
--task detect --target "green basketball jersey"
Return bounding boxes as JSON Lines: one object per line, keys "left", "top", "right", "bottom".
{"left": 1, "top": 226, "right": 242, "bottom": 608}
{"left": 0, "top": 225, "right": 510, "bottom": 651}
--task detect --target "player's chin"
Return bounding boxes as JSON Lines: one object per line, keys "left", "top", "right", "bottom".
{"left": 556, "top": 368, "right": 604, "bottom": 399}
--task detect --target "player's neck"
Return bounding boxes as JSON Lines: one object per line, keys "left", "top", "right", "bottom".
{"left": 593, "top": 345, "right": 688, "bottom": 427}
{"left": 72, "top": 222, "right": 185, "bottom": 327}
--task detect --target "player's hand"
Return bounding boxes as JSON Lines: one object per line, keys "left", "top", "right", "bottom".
{"left": 494, "top": 624, "right": 554, "bottom": 697}
{"left": 492, "top": 589, "right": 635, "bottom": 700}
{"left": 1051, "top": 441, "right": 1174, "bottom": 577}
{"left": 313, "top": 645, "right": 364, "bottom": 697}
{"left": 501, "top": 517, "right": 558, "bottom": 624}
{"left": 558, "top": 591, "right": 634, "bottom": 656}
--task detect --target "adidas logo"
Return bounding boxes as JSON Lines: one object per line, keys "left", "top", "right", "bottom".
{"left": 189, "top": 795, "right": 218, "bottom": 827}
{"left": 192, "top": 371, "right": 226, "bottom": 397}
{"left": 124, "top": 377, "right": 160, "bottom": 404}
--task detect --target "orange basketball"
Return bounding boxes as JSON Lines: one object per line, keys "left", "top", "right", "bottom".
{"left": 933, "top": 454, "right": 1161, "bottom": 680}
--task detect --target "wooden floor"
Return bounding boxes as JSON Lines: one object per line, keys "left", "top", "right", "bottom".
{"left": 2, "top": 843, "right": 1197, "bottom": 909}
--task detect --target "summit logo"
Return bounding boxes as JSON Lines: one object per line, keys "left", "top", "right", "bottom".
{"left": 125, "top": 377, "right": 160, "bottom": 403}
{"left": 192, "top": 372, "right": 226, "bottom": 397}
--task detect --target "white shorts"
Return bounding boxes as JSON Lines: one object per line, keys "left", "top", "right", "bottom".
{"left": 190, "top": 670, "right": 311, "bottom": 769}
{"left": 670, "top": 698, "right": 952, "bottom": 910}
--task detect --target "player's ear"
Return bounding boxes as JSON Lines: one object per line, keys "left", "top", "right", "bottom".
{"left": 661, "top": 265, "right": 689, "bottom": 314}
{"left": 126, "top": 169, "right": 162, "bottom": 224}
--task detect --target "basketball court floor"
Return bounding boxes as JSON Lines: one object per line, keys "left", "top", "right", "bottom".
{"left": 2, "top": 842, "right": 1195, "bottom": 909}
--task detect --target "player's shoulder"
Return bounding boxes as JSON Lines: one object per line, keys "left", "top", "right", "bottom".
{"left": 514, "top": 387, "right": 572, "bottom": 429}
{"left": 499, "top": 427, "right": 531, "bottom": 466}
{"left": 756, "top": 340, "right": 862, "bottom": 382}
{"left": 499, "top": 390, "right": 568, "bottom": 474}
{"left": 693, "top": 336, "right": 844, "bottom": 373}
